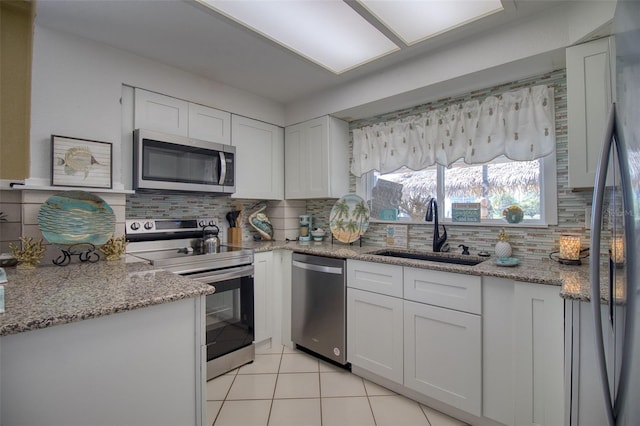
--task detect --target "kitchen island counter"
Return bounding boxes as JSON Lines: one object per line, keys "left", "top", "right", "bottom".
{"left": 0, "top": 260, "right": 214, "bottom": 336}
{"left": 0, "top": 260, "right": 212, "bottom": 426}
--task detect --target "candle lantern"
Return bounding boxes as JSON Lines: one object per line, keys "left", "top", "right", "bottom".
{"left": 559, "top": 235, "right": 582, "bottom": 265}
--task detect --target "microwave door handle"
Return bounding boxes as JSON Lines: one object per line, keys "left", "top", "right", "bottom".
{"left": 219, "top": 152, "right": 226, "bottom": 186}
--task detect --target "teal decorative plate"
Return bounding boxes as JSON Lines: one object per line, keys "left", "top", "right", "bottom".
{"left": 38, "top": 191, "right": 115, "bottom": 247}
{"left": 330, "top": 194, "right": 370, "bottom": 243}
{"left": 495, "top": 257, "right": 520, "bottom": 267}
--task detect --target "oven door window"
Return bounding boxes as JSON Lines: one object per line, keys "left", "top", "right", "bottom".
{"left": 205, "top": 276, "right": 254, "bottom": 361}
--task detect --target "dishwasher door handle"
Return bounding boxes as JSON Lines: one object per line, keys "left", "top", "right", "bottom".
{"left": 292, "top": 260, "right": 343, "bottom": 275}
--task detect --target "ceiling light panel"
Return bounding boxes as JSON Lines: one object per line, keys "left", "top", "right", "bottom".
{"left": 358, "top": 0, "right": 504, "bottom": 45}
{"left": 199, "top": 0, "right": 400, "bottom": 74}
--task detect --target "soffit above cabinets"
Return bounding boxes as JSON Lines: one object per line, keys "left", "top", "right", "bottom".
{"left": 34, "top": 0, "right": 565, "bottom": 105}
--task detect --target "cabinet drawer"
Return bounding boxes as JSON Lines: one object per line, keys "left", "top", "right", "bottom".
{"left": 347, "top": 260, "right": 403, "bottom": 298}
{"left": 404, "top": 267, "right": 481, "bottom": 314}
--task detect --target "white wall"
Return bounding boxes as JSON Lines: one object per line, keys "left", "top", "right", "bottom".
{"left": 29, "top": 26, "right": 286, "bottom": 190}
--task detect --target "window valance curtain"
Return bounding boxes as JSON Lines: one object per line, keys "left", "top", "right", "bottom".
{"left": 351, "top": 85, "right": 555, "bottom": 177}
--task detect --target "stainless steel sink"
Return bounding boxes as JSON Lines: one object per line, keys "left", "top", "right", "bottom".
{"left": 372, "top": 250, "right": 485, "bottom": 266}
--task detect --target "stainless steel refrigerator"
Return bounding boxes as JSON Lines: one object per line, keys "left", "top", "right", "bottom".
{"left": 589, "top": 1, "right": 640, "bottom": 424}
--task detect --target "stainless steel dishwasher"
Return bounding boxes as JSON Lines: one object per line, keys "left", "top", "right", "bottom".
{"left": 291, "top": 253, "right": 347, "bottom": 365}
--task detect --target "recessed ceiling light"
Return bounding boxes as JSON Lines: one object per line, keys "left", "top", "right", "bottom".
{"left": 198, "top": 0, "right": 400, "bottom": 74}
{"left": 358, "top": 0, "right": 505, "bottom": 45}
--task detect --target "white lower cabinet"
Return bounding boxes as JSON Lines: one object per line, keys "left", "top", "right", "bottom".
{"left": 482, "top": 277, "right": 564, "bottom": 426}
{"left": 254, "top": 251, "right": 274, "bottom": 345}
{"left": 346, "top": 261, "right": 565, "bottom": 425}
{"left": 347, "top": 287, "right": 403, "bottom": 383}
{"left": 513, "top": 281, "right": 564, "bottom": 426}
{"left": 404, "top": 300, "right": 482, "bottom": 416}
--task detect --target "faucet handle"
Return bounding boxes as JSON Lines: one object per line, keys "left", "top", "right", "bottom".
{"left": 458, "top": 244, "right": 470, "bottom": 255}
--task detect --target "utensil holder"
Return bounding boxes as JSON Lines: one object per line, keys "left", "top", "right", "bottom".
{"left": 228, "top": 228, "right": 242, "bottom": 244}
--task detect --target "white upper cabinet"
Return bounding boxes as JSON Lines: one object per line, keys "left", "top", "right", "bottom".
{"left": 231, "top": 115, "right": 284, "bottom": 200}
{"left": 188, "top": 103, "right": 231, "bottom": 145}
{"left": 285, "top": 116, "right": 349, "bottom": 199}
{"left": 134, "top": 88, "right": 231, "bottom": 145}
{"left": 567, "top": 36, "right": 614, "bottom": 189}
{"left": 134, "top": 89, "right": 189, "bottom": 137}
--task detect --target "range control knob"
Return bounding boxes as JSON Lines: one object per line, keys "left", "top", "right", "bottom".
{"left": 130, "top": 222, "right": 140, "bottom": 231}
{"left": 208, "top": 220, "right": 216, "bottom": 227}
{"left": 144, "top": 221, "right": 154, "bottom": 230}
{"left": 198, "top": 220, "right": 206, "bottom": 228}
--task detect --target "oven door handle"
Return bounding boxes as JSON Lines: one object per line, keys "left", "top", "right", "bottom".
{"left": 183, "top": 265, "right": 254, "bottom": 283}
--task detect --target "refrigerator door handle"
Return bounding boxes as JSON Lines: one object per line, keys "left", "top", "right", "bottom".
{"left": 590, "top": 103, "right": 617, "bottom": 426}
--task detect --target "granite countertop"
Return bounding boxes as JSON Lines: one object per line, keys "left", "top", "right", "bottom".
{"left": 238, "top": 240, "right": 606, "bottom": 303}
{"left": 0, "top": 261, "right": 214, "bottom": 337}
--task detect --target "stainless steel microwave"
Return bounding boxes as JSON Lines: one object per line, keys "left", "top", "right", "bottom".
{"left": 133, "top": 129, "right": 235, "bottom": 194}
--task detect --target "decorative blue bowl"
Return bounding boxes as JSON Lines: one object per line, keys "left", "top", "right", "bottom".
{"left": 38, "top": 191, "right": 115, "bottom": 247}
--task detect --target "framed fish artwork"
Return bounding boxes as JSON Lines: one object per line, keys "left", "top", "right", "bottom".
{"left": 51, "top": 135, "right": 112, "bottom": 189}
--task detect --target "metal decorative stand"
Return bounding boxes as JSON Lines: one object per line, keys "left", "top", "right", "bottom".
{"left": 53, "top": 243, "right": 100, "bottom": 266}
{"left": 330, "top": 234, "right": 363, "bottom": 247}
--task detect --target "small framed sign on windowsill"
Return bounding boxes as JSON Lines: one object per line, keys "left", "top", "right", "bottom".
{"left": 451, "top": 202, "right": 481, "bottom": 223}
{"left": 51, "top": 135, "right": 112, "bottom": 189}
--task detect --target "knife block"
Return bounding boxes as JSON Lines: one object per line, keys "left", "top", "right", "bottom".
{"left": 228, "top": 227, "right": 242, "bottom": 244}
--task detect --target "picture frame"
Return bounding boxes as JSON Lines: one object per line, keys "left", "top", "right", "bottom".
{"left": 51, "top": 135, "right": 112, "bottom": 189}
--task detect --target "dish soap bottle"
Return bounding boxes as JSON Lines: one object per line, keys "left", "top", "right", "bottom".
{"left": 495, "top": 228, "right": 512, "bottom": 259}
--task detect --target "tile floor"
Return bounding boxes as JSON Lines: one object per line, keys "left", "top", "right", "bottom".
{"left": 206, "top": 344, "right": 468, "bottom": 426}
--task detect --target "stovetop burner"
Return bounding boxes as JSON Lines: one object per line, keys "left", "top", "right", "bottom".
{"left": 126, "top": 218, "right": 253, "bottom": 274}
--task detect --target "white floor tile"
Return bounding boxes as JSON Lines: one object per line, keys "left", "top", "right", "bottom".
{"left": 363, "top": 379, "right": 396, "bottom": 396}
{"left": 268, "top": 398, "right": 321, "bottom": 426}
{"left": 279, "top": 353, "right": 319, "bottom": 373}
{"left": 320, "top": 371, "right": 367, "bottom": 397}
{"left": 226, "top": 374, "right": 278, "bottom": 400}
{"left": 206, "top": 401, "right": 223, "bottom": 426}
{"left": 321, "top": 396, "right": 376, "bottom": 426}
{"left": 214, "top": 400, "right": 272, "bottom": 426}
{"left": 421, "top": 405, "right": 469, "bottom": 426}
{"left": 274, "top": 372, "right": 320, "bottom": 399}
{"left": 238, "top": 354, "right": 282, "bottom": 375}
{"left": 369, "top": 395, "right": 430, "bottom": 426}
{"left": 207, "top": 374, "right": 235, "bottom": 401}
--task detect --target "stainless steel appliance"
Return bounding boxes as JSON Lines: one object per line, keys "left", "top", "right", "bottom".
{"left": 133, "top": 129, "right": 235, "bottom": 194}
{"left": 579, "top": 1, "right": 640, "bottom": 424}
{"left": 126, "top": 218, "right": 254, "bottom": 380}
{"left": 291, "top": 253, "right": 347, "bottom": 365}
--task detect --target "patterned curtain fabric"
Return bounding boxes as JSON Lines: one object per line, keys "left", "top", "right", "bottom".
{"left": 351, "top": 85, "right": 555, "bottom": 177}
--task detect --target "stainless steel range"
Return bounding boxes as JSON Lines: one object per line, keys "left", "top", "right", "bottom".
{"left": 126, "top": 218, "right": 255, "bottom": 380}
